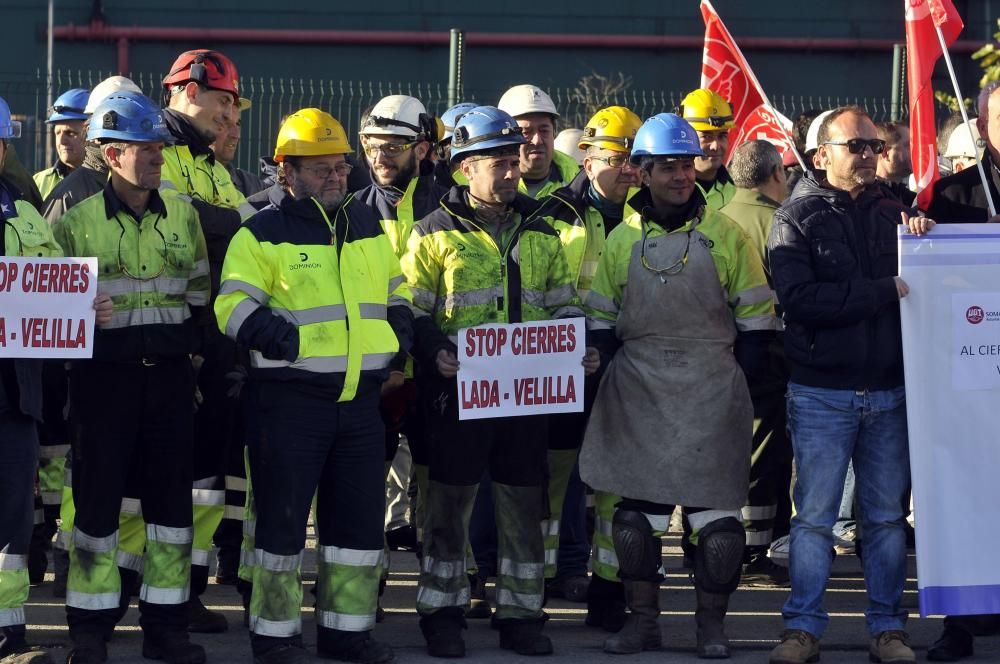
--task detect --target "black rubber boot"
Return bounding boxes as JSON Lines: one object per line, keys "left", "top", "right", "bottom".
{"left": 419, "top": 609, "right": 466, "bottom": 658}
{"left": 497, "top": 617, "right": 553, "bottom": 656}
{"left": 695, "top": 587, "right": 731, "bottom": 659}
{"left": 584, "top": 575, "right": 626, "bottom": 633}
{"left": 603, "top": 580, "right": 661, "bottom": 654}
{"left": 65, "top": 633, "right": 108, "bottom": 664}
{"left": 187, "top": 595, "right": 228, "bottom": 634}
{"left": 316, "top": 629, "right": 394, "bottom": 664}
{"left": 141, "top": 631, "right": 206, "bottom": 664}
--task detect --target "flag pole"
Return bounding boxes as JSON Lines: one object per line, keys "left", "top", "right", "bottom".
{"left": 934, "top": 23, "right": 996, "bottom": 216}
{"left": 701, "top": 0, "right": 808, "bottom": 171}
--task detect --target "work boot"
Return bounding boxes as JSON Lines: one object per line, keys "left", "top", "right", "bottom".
{"left": 51, "top": 548, "right": 69, "bottom": 598}
{"left": 584, "top": 576, "right": 626, "bottom": 633}
{"left": 695, "top": 587, "right": 731, "bottom": 659}
{"left": 603, "top": 580, "right": 661, "bottom": 654}
{"left": 546, "top": 575, "right": 589, "bottom": 603}
{"left": 740, "top": 553, "right": 789, "bottom": 588}
{"left": 497, "top": 618, "right": 553, "bottom": 656}
{"left": 141, "top": 631, "right": 206, "bottom": 664}
{"left": 768, "top": 629, "right": 819, "bottom": 664}
{"left": 927, "top": 624, "right": 974, "bottom": 661}
{"left": 869, "top": 630, "right": 915, "bottom": 663}
{"left": 253, "top": 645, "right": 317, "bottom": 664}
{"left": 187, "top": 595, "right": 228, "bottom": 633}
{"left": 316, "top": 629, "right": 394, "bottom": 664}
{"left": 464, "top": 574, "right": 491, "bottom": 619}
{"left": 65, "top": 634, "right": 108, "bottom": 664}
{"left": 419, "top": 609, "right": 466, "bottom": 658}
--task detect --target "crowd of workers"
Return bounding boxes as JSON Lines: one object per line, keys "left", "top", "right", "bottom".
{"left": 0, "top": 46, "right": 997, "bottom": 664}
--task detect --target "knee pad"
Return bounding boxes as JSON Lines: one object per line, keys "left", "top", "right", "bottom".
{"left": 694, "top": 516, "right": 745, "bottom": 594}
{"left": 611, "top": 509, "right": 663, "bottom": 582}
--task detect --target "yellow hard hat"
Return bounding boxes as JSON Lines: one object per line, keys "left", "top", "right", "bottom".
{"left": 678, "top": 88, "right": 735, "bottom": 132}
{"left": 579, "top": 106, "right": 642, "bottom": 152}
{"left": 273, "top": 108, "right": 352, "bottom": 161}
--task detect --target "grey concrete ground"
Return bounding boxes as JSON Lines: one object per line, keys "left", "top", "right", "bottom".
{"left": 23, "top": 536, "right": 1000, "bottom": 663}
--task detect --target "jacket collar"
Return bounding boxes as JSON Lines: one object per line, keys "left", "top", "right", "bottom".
{"left": 440, "top": 185, "right": 541, "bottom": 224}
{"left": 163, "top": 108, "right": 214, "bottom": 161}
{"left": 102, "top": 180, "right": 167, "bottom": 221}
{"left": 729, "top": 187, "right": 781, "bottom": 209}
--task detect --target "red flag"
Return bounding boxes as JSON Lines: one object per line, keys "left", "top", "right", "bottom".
{"left": 699, "top": 0, "right": 795, "bottom": 163}
{"left": 906, "top": 0, "right": 963, "bottom": 210}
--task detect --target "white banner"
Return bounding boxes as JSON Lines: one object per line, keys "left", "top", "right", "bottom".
{"left": 899, "top": 224, "right": 1000, "bottom": 616}
{"left": 456, "top": 318, "right": 585, "bottom": 420}
{"left": 0, "top": 256, "right": 97, "bottom": 359}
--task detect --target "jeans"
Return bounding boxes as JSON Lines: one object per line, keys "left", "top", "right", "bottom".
{"left": 782, "top": 382, "right": 910, "bottom": 638}
{"left": 554, "top": 462, "right": 589, "bottom": 580}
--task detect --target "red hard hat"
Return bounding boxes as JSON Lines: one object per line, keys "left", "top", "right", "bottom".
{"left": 163, "top": 49, "right": 240, "bottom": 100}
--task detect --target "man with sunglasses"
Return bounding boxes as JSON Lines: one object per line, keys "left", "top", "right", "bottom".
{"left": 680, "top": 88, "right": 738, "bottom": 210}
{"left": 52, "top": 91, "right": 210, "bottom": 664}
{"left": 767, "top": 106, "right": 933, "bottom": 664}
{"left": 162, "top": 48, "right": 258, "bottom": 634}
{"left": 403, "top": 105, "right": 586, "bottom": 658}
{"left": 579, "top": 113, "right": 775, "bottom": 659}
{"left": 534, "top": 105, "right": 642, "bottom": 628}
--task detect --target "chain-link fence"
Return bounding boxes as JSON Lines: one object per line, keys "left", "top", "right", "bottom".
{"left": 2, "top": 68, "right": 908, "bottom": 176}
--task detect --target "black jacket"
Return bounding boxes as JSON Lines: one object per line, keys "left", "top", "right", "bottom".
{"left": 925, "top": 151, "right": 1000, "bottom": 221}
{"left": 767, "top": 172, "right": 905, "bottom": 390}
{"left": 0, "top": 176, "right": 43, "bottom": 420}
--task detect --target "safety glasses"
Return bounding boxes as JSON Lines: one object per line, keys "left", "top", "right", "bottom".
{"left": 116, "top": 217, "right": 167, "bottom": 281}
{"left": 299, "top": 163, "right": 354, "bottom": 180}
{"left": 591, "top": 154, "right": 634, "bottom": 169}
{"left": 363, "top": 141, "right": 418, "bottom": 158}
{"left": 640, "top": 228, "right": 691, "bottom": 278}
{"left": 823, "top": 138, "right": 886, "bottom": 155}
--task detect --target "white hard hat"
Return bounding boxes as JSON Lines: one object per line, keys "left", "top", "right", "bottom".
{"left": 944, "top": 119, "right": 983, "bottom": 159}
{"left": 554, "top": 128, "right": 585, "bottom": 166}
{"left": 497, "top": 84, "right": 559, "bottom": 119}
{"left": 805, "top": 109, "right": 836, "bottom": 153}
{"left": 360, "top": 94, "right": 429, "bottom": 140}
{"left": 85, "top": 76, "right": 142, "bottom": 115}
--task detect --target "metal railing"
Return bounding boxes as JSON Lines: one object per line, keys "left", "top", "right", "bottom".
{"left": 1, "top": 69, "right": 905, "bottom": 177}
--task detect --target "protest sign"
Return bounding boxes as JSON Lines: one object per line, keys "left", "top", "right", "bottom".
{"left": 456, "top": 318, "right": 585, "bottom": 420}
{"left": 0, "top": 256, "right": 97, "bottom": 359}
{"left": 899, "top": 225, "right": 1000, "bottom": 616}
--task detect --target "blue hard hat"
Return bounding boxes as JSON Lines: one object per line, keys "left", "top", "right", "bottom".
{"left": 87, "top": 91, "right": 171, "bottom": 143}
{"left": 440, "top": 102, "right": 478, "bottom": 143}
{"left": 0, "top": 96, "right": 22, "bottom": 139}
{"left": 47, "top": 88, "right": 90, "bottom": 123}
{"left": 630, "top": 113, "right": 704, "bottom": 163}
{"left": 449, "top": 105, "right": 525, "bottom": 164}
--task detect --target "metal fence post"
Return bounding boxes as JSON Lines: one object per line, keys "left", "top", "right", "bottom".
{"left": 891, "top": 43, "right": 906, "bottom": 122}
{"left": 448, "top": 29, "right": 465, "bottom": 109}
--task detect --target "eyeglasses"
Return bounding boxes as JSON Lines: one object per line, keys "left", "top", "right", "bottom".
{"left": 299, "top": 163, "right": 354, "bottom": 180}
{"left": 363, "top": 141, "right": 418, "bottom": 158}
{"left": 823, "top": 138, "right": 887, "bottom": 155}
{"left": 116, "top": 217, "right": 167, "bottom": 281}
{"left": 591, "top": 154, "right": 633, "bottom": 169}
{"left": 640, "top": 227, "right": 692, "bottom": 279}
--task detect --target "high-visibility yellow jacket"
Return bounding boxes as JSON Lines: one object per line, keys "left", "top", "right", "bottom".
{"left": 519, "top": 149, "right": 581, "bottom": 200}
{"left": 402, "top": 186, "right": 583, "bottom": 371}
{"left": 586, "top": 188, "right": 776, "bottom": 336}
{"left": 215, "top": 192, "right": 413, "bottom": 402}
{"left": 355, "top": 170, "right": 449, "bottom": 258}
{"left": 535, "top": 170, "right": 641, "bottom": 303}
{"left": 33, "top": 161, "right": 73, "bottom": 201}
{"left": 53, "top": 184, "right": 210, "bottom": 362}
{"left": 698, "top": 165, "right": 738, "bottom": 210}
